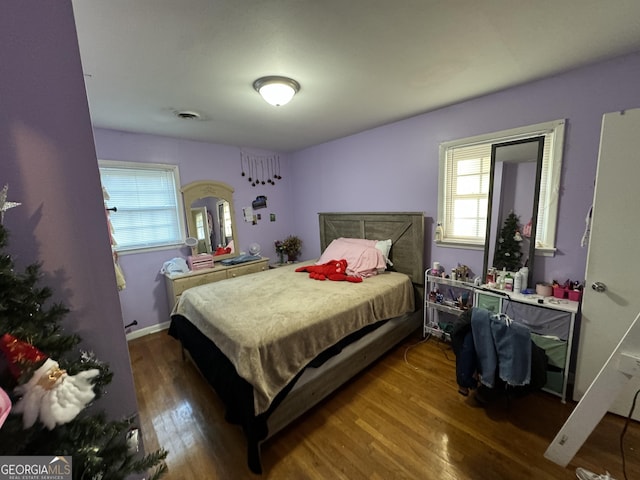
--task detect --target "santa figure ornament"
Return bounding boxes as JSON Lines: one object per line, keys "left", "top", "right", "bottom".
{"left": 1, "top": 333, "right": 99, "bottom": 430}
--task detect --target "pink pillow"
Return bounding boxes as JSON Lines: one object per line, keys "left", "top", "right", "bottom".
{"left": 316, "top": 238, "right": 387, "bottom": 277}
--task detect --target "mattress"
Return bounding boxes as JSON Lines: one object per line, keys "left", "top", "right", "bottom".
{"left": 171, "top": 261, "right": 415, "bottom": 414}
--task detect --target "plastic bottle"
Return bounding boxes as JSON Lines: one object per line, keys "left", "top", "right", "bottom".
{"left": 514, "top": 271, "right": 522, "bottom": 294}
{"left": 431, "top": 262, "right": 441, "bottom": 277}
{"left": 486, "top": 268, "right": 495, "bottom": 284}
{"left": 519, "top": 266, "right": 529, "bottom": 291}
{"left": 504, "top": 272, "right": 514, "bottom": 292}
{"left": 498, "top": 268, "right": 506, "bottom": 290}
{"left": 434, "top": 223, "right": 443, "bottom": 242}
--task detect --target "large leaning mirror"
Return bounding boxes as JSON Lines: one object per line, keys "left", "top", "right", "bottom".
{"left": 482, "top": 137, "right": 545, "bottom": 288}
{"left": 181, "top": 180, "right": 238, "bottom": 260}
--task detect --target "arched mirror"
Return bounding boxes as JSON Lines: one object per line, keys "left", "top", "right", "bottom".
{"left": 181, "top": 180, "right": 238, "bottom": 260}
{"left": 482, "top": 137, "right": 544, "bottom": 288}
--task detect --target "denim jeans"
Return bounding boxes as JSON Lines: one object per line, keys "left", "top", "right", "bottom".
{"left": 471, "top": 308, "right": 532, "bottom": 388}
{"left": 455, "top": 330, "right": 478, "bottom": 389}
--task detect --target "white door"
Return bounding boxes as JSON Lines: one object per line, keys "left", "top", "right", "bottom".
{"left": 574, "top": 108, "right": 640, "bottom": 417}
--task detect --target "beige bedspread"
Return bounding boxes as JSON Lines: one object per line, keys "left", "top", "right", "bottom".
{"left": 172, "top": 261, "right": 415, "bottom": 414}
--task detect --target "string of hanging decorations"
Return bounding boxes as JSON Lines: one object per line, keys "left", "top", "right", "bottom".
{"left": 240, "top": 151, "right": 282, "bottom": 187}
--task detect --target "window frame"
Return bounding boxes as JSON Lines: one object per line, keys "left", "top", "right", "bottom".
{"left": 437, "top": 119, "right": 565, "bottom": 255}
{"left": 99, "top": 160, "right": 186, "bottom": 254}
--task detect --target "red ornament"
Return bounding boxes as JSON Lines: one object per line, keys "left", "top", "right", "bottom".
{"left": 0, "top": 333, "right": 48, "bottom": 380}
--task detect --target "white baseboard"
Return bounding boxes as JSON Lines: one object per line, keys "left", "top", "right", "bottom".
{"left": 126, "top": 321, "right": 170, "bottom": 341}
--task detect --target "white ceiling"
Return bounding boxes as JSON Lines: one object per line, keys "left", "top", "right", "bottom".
{"left": 72, "top": 0, "right": 640, "bottom": 153}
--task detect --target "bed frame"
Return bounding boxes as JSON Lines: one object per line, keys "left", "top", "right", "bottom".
{"left": 319, "top": 212, "right": 424, "bottom": 285}
{"left": 171, "top": 211, "right": 425, "bottom": 473}
{"left": 266, "top": 212, "right": 425, "bottom": 433}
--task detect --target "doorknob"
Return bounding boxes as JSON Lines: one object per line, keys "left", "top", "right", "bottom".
{"left": 591, "top": 281, "right": 607, "bottom": 293}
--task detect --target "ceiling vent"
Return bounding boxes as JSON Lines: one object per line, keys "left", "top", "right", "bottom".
{"left": 174, "top": 110, "right": 203, "bottom": 120}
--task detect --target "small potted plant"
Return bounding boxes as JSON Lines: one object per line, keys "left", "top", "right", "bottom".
{"left": 277, "top": 235, "right": 302, "bottom": 263}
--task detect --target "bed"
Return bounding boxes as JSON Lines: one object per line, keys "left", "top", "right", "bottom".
{"left": 168, "top": 212, "right": 425, "bottom": 473}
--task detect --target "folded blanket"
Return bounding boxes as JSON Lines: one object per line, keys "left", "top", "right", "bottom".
{"left": 220, "top": 254, "right": 261, "bottom": 266}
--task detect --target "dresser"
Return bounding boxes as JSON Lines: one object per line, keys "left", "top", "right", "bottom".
{"left": 164, "top": 257, "right": 269, "bottom": 310}
{"left": 474, "top": 287, "right": 579, "bottom": 402}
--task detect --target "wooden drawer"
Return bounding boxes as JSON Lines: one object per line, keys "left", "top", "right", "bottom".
{"left": 172, "top": 269, "right": 228, "bottom": 296}
{"left": 227, "top": 261, "right": 267, "bottom": 278}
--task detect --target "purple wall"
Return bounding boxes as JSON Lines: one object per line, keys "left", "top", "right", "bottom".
{"left": 8, "top": 0, "right": 636, "bottom": 464}
{"left": 290, "top": 52, "right": 640, "bottom": 287}
{"left": 1, "top": 1, "right": 137, "bottom": 422}
{"left": 93, "top": 129, "right": 295, "bottom": 331}
{"left": 98, "top": 52, "right": 640, "bottom": 333}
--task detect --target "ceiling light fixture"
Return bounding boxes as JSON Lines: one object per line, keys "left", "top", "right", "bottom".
{"left": 253, "top": 76, "right": 300, "bottom": 106}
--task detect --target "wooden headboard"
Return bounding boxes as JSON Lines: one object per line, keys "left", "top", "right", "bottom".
{"left": 318, "top": 212, "right": 425, "bottom": 286}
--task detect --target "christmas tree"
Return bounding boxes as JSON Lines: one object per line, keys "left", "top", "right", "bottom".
{"left": 0, "top": 187, "right": 167, "bottom": 479}
{"left": 493, "top": 211, "right": 523, "bottom": 271}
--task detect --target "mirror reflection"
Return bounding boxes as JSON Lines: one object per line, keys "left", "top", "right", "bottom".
{"left": 181, "top": 181, "right": 238, "bottom": 259}
{"left": 483, "top": 137, "right": 544, "bottom": 287}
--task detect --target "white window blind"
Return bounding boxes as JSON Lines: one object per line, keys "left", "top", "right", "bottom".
{"left": 443, "top": 143, "right": 491, "bottom": 244}
{"left": 535, "top": 130, "right": 556, "bottom": 250}
{"left": 438, "top": 120, "right": 565, "bottom": 252}
{"left": 99, "top": 161, "right": 184, "bottom": 252}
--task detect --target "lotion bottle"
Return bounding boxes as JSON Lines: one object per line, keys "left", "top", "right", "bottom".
{"left": 505, "top": 272, "right": 514, "bottom": 292}
{"left": 519, "top": 266, "right": 529, "bottom": 291}
{"left": 434, "top": 223, "right": 444, "bottom": 242}
{"left": 514, "top": 271, "right": 522, "bottom": 294}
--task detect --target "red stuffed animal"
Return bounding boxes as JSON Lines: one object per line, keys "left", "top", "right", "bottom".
{"left": 295, "top": 259, "right": 362, "bottom": 283}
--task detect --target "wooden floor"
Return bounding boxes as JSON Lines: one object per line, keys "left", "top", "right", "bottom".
{"left": 128, "top": 329, "right": 640, "bottom": 479}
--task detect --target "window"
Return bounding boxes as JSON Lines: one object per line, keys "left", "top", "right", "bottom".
{"left": 441, "top": 144, "right": 491, "bottom": 244}
{"left": 438, "top": 120, "right": 565, "bottom": 253}
{"left": 99, "top": 160, "right": 185, "bottom": 252}
{"left": 219, "top": 201, "right": 232, "bottom": 237}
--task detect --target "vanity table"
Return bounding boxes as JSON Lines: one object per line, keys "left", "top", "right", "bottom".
{"left": 168, "top": 179, "right": 270, "bottom": 308}
{"left": 424, "top": 270, "right": 580, "bottom": 402}
{"left": 164, "top": 257, "right": 269, "bottom": 309}
{"left": 474, "top": 286, "right": 579, "bottom": 401}
{"left": 166, "top": 178, "right": 270, "bottom": 309}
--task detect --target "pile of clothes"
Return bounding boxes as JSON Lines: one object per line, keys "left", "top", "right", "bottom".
{"left": 451, "top": 307, "right": 547, "bottom": 404}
